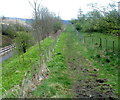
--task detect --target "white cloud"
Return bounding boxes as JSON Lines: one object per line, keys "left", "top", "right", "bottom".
{"left": 0, "top": 0, "right": 119, "bottom": 20}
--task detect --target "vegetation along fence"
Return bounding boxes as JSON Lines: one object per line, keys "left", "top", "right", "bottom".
{"left": 81, "top": 35, "right": 118, "bottom": 53}
{"left": 2, "top": 36, "right": 59, "bottom": 98}
{"left": 73, "top": 26, "right": 118, "bottom": 54}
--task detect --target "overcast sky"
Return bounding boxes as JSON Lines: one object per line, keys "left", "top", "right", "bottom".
{"left": 0, "top": 0, "right": 119, "bottom": 20}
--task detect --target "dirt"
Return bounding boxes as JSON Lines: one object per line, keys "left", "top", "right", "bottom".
{"left": 72, "top": 57, "right": 117, "bottom": 99}
{"left": 49, "top": 30, "right": 63, "bottom": 39}
{"left": 64, "top": 33, "right": 118, "bottom": 99}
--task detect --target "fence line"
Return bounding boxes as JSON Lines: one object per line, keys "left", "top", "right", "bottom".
{"left": 2, "top": 35, "right": 59, "bottom": 98}
{"left": 72, "top": 25, "right": 117, "bottom": 53}
{"left": 19, "top": 36, "right": 59, "bottom": 98}
{"left": 81, "top": 36, "right": 117, "bottom": 53}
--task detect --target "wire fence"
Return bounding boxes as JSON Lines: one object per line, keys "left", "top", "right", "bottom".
{"left": 81, "top": 36, "right": 118, "bottom": 53}
{"left": 72, "top": 25, "right": 118, "bottom": 53}
{"left": 2, "top": 35, "right": 59, "bottom": 98}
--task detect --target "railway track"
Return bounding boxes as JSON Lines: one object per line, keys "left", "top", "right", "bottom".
{"left": 0, "top": 45, "right": 15, "bottom": 56}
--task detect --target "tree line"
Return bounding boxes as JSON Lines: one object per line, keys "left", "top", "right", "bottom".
{"left": 71, "top": 2, "right": 120, "bottom": 35}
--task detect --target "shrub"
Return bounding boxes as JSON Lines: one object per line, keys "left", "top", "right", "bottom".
{"left": 53, "top": 21, "right": 62, "bottom": 33}
{"left": 2, "top": 24, "right": 16, "bottom": 38}
{"left": 14, "top": 32, "right": 34, "bottom": 53}
{"left": 75, "top": 22, "right": 82, "bottom": 31}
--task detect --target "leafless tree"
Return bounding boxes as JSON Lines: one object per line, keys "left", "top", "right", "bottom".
{"left": 29, "top": 0, "right": 62, "bottom": 64}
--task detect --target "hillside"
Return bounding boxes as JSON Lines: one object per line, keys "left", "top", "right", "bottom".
{"left": 0, "top": 34, "right": 12, "bottom": 47}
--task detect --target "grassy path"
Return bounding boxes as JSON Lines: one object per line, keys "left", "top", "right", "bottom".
{"left": 63, "top": 25, "right": 118, "bottom": 98}
{"left": 28, "top": 25, "right": 118, "bottom": 99}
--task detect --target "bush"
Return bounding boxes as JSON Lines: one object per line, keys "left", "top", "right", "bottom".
{"left": 2, "top": 24, "right": 16, "bottom": 38}
{"left": 53, "top": 21, "right": 62, "bottom": 33}
{"left": 14, "top": 32, "right": 34, "bottom": 53}
{"left": 75, "top": 22, "right": 82, "bottom": 31}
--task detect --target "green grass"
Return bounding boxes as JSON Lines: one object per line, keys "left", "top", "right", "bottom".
{"left": 77, "top": 32, "right": 119, "bottom": 95}
{"left": 2, "top": 37, "right": 54, "bottom": 93}
{"left": 30, "top": 26, "right": 75, "bottom": 98}
{"left": 80, "top": 32, "right": 118, "bottom": 52}
{"left": 2, "top": 25, "right": 119, "bottom": 97}
{"left": 30, "top": 25, "right": 119, "bottom": 98}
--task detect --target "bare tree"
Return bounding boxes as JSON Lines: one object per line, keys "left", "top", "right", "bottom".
{"left": 29, "top": 0, "right": 62, "bottom": 64}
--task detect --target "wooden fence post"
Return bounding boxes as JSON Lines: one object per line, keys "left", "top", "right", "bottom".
{"left": 20, "top": 71, "right": 29, "bottom": 98}
{"left": 31, "top": 64, "right": 35, "bottom": 81}
{"left": 106, "top": 39, "right": 108, "bottom": 52}
{"left": 99, "top": 38, "right": 102, "bottom": 48}
{"left": 113, "top": 41, "right": 115, "bottom": 52}
{"left": 92, "top": 38, "right": 94, "bottom": 48}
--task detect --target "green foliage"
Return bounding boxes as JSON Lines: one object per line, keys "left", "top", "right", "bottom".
{"left": 2, "top": 24, "right": 16, "bottom": 38}
{"left": 2, "top": 22, "right": 31, "bottom": 40}
{"left": 53, "top": 21, "right": 62, "bottom": 33}
{"left": 14, "top": 23, "right": 26, "bottom": 32}
{"left": 97, "top": 10, "right": 120, "bottom": 34}
{"left": 70, "top": 19, "right": 78, "bottom": 24}
{"left": 72, "top": 4, "right": 120, "bottom": 35}
{"left": 2, "top": 37, "right": 54, "bottom": 93}
{"left": 14, "top": 32, "right": 34, "bottom": 53}
{"left": 74, "top": 22, "right": 81, "bottom": 31}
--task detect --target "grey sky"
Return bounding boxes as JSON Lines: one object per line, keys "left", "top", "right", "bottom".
{"left": 0, "top": 0, "right": 119, "bottom": 20}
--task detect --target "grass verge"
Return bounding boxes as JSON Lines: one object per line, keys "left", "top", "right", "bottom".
{"left": 29, "top": 26, "right": 75, "bottom": 98}
{"left": 2, "top": 37, "right": 54, "bottom": 93}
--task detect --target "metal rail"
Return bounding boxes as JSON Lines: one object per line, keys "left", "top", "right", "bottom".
{"left": 0, "top": 45, "right": 15, "bottom": 56}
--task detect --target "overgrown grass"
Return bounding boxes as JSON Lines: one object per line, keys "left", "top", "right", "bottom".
{"left": 2, "top": 37, "right": 54, "bottom": 93}
{"left": 30, "top": 27, "right": 74, "bottom": 98}
{"left": 77, "top": 32, "right": 118, "bottom": 95}
{"left": 81, "top": 32, "right": 118, "bottom": 52}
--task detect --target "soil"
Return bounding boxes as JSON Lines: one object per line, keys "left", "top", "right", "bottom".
{"left": 64, "top": 33, "right": 118, "bottom": 99}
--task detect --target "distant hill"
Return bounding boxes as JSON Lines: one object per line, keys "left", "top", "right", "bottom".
{"left": 1, "top": 17, "right": 32, "bottom": 21}
{"left": 62, "top": 20, "right": 71, "bottom": 24}
{"left": 0, "top": 17, "right": 33, "bottom": 25}
{"left": 0, "top": 17, "right": 71, "bottom": 25}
